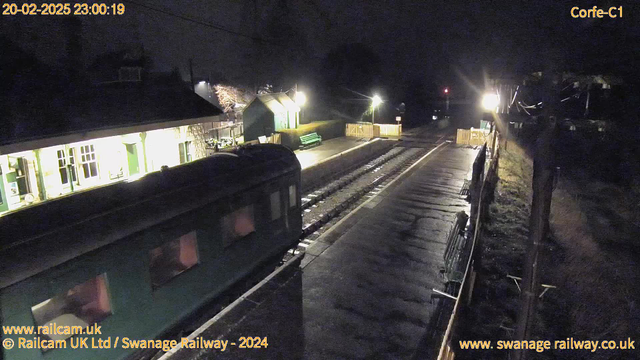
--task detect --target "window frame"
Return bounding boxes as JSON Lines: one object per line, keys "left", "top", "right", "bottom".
{"left": 79, "top": 144, "right": 99, "bottom": 179}
{"left": 148, "top": 230, "right": 200, "bottom": 290}
{"left": 288, "top": 184, "right": 297, "bottom": 209}
{"left": 30, "top": 273, "right": 112, "bottom": 344}
{"left": 221, "top": 204, "right": 256, "bottom": 248}
{"left": 179, "top": 141, "right": 193, "bottom": 164}
{"left": 57, "top": 148, "right": 78, "bottom": 186}
{"left": 269, "top": 190, "right": 282, "bottom": 221}
{"left": 14, "top": 157, "right": 32, "bottom": 195}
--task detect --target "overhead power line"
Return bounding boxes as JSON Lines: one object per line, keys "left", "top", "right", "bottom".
{"left": 124, "top": 0, "right": 283, "bottom": 47}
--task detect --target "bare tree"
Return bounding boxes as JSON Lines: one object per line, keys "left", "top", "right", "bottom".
{"left": 214, "top": 84, "right": 247, "bottom": 113}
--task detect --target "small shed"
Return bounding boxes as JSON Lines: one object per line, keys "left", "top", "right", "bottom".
{"left": 242, "top": 93, "right": 300, "bottom": 142}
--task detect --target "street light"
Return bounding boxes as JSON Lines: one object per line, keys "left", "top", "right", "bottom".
{"left": 482, "top": 93, "right": 500, "bottom": 112}
{"left": 294, "top": 91, "right": 306, "bottom": 106}
{"left": 371, "top": 94, "right": 382, "bottom": 125}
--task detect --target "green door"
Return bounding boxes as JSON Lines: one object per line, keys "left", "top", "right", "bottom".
{"left": 126, "top": 144, "right": 139, "bottom": 176}
{"left": 0, "top": 173, "right": 9, "bottom": 213}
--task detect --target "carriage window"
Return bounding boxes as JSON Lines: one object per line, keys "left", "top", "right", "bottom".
{"left": 149, "top": 231, "right": 199, "bottom": 288}
{"left": 222, "top": 205, "right": 255, "bottom": 247}
{"left": 288, "top": 184, "right": 297, "bottom": 208}
{"left": 270, "top": 191, "right": 281, "bottom": 221}
{"left": 31, "top": 274, "right": 111, "bottom": 341}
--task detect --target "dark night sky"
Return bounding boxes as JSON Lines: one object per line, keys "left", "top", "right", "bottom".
{"left": 3, "top": 0, "right": 640, "bottom": 99}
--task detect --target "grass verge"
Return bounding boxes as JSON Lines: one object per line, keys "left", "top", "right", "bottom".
{"left": 453, "top": 140, "right": 640, "bottom": 360}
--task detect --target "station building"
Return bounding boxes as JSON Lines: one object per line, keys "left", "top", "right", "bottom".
{"left": 0, "top": 77, "right": 223, "bottom": 216}
{"left": 242, "top": 93, "right": 300, "bottom": 142}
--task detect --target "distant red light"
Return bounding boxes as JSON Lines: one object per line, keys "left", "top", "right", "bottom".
{"left": 444, "top": 88, "right": 449, "bottom": 94}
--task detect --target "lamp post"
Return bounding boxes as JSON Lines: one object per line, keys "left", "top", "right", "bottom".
{"left": 371, "top": 94, "right": 382, "bottom": 125}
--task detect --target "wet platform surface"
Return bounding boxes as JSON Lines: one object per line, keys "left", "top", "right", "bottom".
{"left": 295, "top": 137, "right": 371, "bottom": 169}
{"left": 165, "top": 144, "right": 477, "bottom": 360}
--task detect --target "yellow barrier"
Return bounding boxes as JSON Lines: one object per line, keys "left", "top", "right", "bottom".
{"left": 346, "top": 123, "right": 401, "bottom": 138}
{"left": 456, "top": 128, "right": 494, "bottom": 146}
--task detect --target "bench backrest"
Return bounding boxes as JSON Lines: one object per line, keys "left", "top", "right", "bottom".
{"left": 300, "top": 133, "right": 321, "bottom": 142}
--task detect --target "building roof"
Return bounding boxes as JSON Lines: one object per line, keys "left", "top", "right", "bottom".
{"left": 1, "top": 73, "right": 222, "bottom": 150}
{"left": 274, "top": 92, "right": 301, "bottom": 112}
{"left": 248, "top": 92, "right": 300, "bottom": 114}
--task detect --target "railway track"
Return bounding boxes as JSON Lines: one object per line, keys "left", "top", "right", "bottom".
{"left": 146, "top": 126, "right": 453, "bottom": 360}
{"left": 286, "top": 139, "right": 448, "bottom": 259}
{"left": 300, "top": 146, "right": 407, "bottom": 210}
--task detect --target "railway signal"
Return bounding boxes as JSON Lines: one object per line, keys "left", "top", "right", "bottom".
{"left": 444, "top": 87, "right": 450, "bottom": 111}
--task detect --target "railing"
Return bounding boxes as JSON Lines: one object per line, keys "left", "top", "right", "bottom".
{"left": 437, "top": 133, "right": 500, "bottom": 360}
{"left": 442, "top": 211, "right": 470, "bottom": 284}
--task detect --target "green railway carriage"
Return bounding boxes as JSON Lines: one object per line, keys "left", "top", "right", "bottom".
{"left": 0, "top": 144, "right": 301, "bottom": 360}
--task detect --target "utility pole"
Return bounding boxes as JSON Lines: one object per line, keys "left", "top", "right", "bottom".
{"left": 512, "top": 72, "right": 557, "bottom": 360}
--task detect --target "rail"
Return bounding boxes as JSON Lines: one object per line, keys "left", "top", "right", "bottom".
{"left": 300, "top": 145, "right": 443, "bottom": 238}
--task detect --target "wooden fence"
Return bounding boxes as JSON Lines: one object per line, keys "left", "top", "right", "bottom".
{"left": 456, "top": 128, "right": 494, "bottom": 146}
{"left": 346, "top": 123, "right": 401, "bottom": 138}
{"left": 376, "top": 124, "right": 402, "bottom": 136}
{"left": 346, "top": 123, "right": 376, "bottom": 138}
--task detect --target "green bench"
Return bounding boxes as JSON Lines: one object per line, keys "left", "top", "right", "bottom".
{"left": 299, "top": 132, "right": 322, "bottom": 149}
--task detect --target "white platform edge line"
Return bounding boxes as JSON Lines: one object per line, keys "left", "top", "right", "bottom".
{"left": 158, "top": 251, "right": 305, "bottom": 359}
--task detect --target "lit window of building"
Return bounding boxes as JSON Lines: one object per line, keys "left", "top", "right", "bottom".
{"left": 0, "top": 75, "right": 223, "bottom": 216}
{"left": 80, "top": 145, "right": 99, "bottom": 179}
{"left": 57, "top": 149, "right": 78, "bottom": 185}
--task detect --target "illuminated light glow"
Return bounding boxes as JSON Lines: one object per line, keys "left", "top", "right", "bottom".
{"left": 295, "top": 91, "right": 307, "bottom": 106}
{"left": 482, "top": 93, "right": 500, "bottom": 111}
{"left": 198, "top": 81, "right": 206, "bottom": 85}
{"left": 372, "top": 95, "right": 382, "bottom": 108}
{"left": 444, "top": 88, "right": 449, "bottom": 94}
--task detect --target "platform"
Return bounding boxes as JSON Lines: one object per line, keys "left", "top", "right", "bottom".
{"left": 295, "top": 137, "right": 370, "bottom": 169}
{"left": 162, "top": 143, "right": 477, "bottom": 360}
